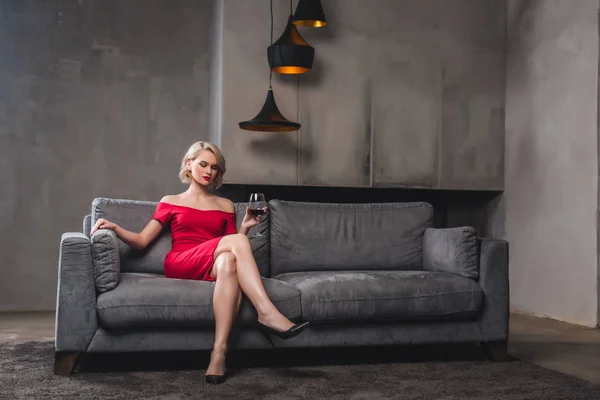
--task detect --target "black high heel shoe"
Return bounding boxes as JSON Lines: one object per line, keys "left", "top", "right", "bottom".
{"left": 205, "top": 350, "right": 227, "bottom": 385}
{"left": 258, "top": 321, "right": 310, "bottom": 348}
{"left": 205, "top": 374, "right": 227, "bottom": 385}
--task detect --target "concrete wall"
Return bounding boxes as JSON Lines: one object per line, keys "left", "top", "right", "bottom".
{"left": 0, "top": 0, "right": 215, "bottom": 311}
{"left": 0, "top": 0, "right": 507, "bottom": 312}
{"left": 218, "top": 0, "right": 300, "bottom": 185}
{"left": 216, "top": 0, "right": 506, "bottom": 190}
{"left": 506, "top": 0, "right": 599, "bottom": 327}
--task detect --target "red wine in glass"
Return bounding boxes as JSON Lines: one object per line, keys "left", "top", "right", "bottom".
{"left": 249, "top": 208, "right": 266, "bottom": 218}
{"left": 248, "top": 193, "right": 267, "bottom": 237}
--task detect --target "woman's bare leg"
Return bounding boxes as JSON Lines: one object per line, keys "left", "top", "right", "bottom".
{"left": 206, "top": 252, "right": 243, "bottom": 377}
{"left": 214, "top": 234, "right": 294, "bottom": 332}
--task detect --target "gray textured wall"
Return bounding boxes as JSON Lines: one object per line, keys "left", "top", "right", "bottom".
{"left": 506, "top": 0, "right": 598, "bottom": 327}
{"left": 218, "top": 0, "right": 300, "bottom": 185}
{"left": 0, "top": 0, "right": 215, "bottom": 311}
{"left": 216, "top": 0, "right": 506, "bottom": 190}
{"left": 0, "top": 0, "right": 507, "bottom": 312}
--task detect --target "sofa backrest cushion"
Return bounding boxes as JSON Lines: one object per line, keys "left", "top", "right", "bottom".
{"left": 269, "top": 200, "right": 434, "bottom": 276}
{"left": 91, "top": 198, "right": 270, "bottom": 276}
{"left": 234, "top": 202, "right": 270, "bottom": 276}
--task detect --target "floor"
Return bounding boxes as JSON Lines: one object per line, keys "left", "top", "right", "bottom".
{"left": 508, "top": 312, "right": 600, "bottom": 384}
{"left": 0, "top": 312, "right": 599, "bottom": 385}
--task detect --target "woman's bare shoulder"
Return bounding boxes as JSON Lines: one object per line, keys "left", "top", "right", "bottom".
{"left": 159, "top": 194, "right": 181, "bottom": 204}
{"left": 215, "top": 196, "right": 235, "bottom": 213}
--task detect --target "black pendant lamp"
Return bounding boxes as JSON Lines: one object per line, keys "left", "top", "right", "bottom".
{"left": 293, "top": 0, "right": 327, "bottom": 28}
{"left": 268, "top": 0, "right": 315, "bottom": 74}
{"left": 238, "top": 87, "right": 300, "bottom": 132}
{"left": 238, "top": 0, "right": 301, "bottom": 132}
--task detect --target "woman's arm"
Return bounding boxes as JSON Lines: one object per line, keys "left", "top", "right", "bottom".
{"left": 218, "top": 197, "right": 254, "bottom": 236}
{"left": 238, "top": 224, "right": 250, "bottom": 236}
{"left": 239, "top": 206, "right": 263, "bottom": 236}
{"left": 91, "top": 218, "right": 163, "bottom": 251}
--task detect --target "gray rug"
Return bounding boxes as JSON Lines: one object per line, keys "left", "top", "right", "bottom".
{"left": 1, "top": 341, "right": 598, "bottom": 399}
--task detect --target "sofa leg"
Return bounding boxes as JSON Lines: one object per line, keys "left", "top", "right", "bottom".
{"left": 54, "top": 351, "right": 81, "bottom": 375}
{"left": 480, "top": 341, "right": 510, "bottom": 362}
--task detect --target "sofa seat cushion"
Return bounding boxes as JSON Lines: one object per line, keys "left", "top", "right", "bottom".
{"left": 97, "top": 273, "right": 301, "bottom": 329}
{"left": 274, "top": 270, "right": 483, "bottom": 323}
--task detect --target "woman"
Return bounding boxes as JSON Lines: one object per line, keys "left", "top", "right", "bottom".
{"left": 90, "top": 141, "right": 309, "bottom": 385}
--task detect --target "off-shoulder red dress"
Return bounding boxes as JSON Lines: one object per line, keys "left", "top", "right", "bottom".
{"left": 151, "top": 202, "right": 238, "bottom": 282}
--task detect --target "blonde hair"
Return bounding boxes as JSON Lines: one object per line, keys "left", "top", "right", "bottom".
{"left": 179, "top": 141, "right": 226, "bottom": 189}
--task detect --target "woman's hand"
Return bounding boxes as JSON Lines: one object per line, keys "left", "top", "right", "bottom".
{"left": 240, "top": 206, "right": 264, "bottom": 232}
{"left": 90, "top": 218, "right": 118, "bottom": 235}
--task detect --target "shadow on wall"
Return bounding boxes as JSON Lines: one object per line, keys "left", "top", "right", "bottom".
{"left": 286, "top": 51, "right": 326, "bottom": 88}
{"left": 249, "top": 133, "right": 314, "bottom": 164}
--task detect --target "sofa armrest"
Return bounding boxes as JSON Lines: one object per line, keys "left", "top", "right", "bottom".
{"left": 91, "top": 229, "right": 121, "bottom": 294}
{"left": 55, "top": 233, "right": 98, "bottom": 352}
{"left": 477, "top": 238, "right": 509, "bottom": 341}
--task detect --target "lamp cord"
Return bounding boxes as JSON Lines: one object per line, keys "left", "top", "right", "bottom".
{"left": 269, "top": 0, "right": 293, "bottom": 89}
{"left": 269, "top": 0, "right": 273, "bottom": 89}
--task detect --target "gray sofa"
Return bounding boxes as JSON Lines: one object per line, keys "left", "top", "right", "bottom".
{"left": 54, "top": 197, "right": 510, "bottom": 375}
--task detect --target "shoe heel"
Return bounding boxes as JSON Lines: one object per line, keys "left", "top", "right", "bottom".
{"left": 258, "top": 326, "right": 277, "bottom": 350}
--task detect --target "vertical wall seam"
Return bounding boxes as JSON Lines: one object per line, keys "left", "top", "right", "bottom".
{"left": 596, "top": 0, "right": 600, "bottom": 328}
{"left": 297, "top": 77, "right": 301, "bottom": 186}
{"left": 369, "top": 88, "right": 374, "bottom": 188}
{"left": 438, "top": 62, "right": 443, "bottom": 189}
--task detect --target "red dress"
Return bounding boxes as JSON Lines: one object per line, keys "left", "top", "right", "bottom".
{"left": 151, "top": 202, "right": 238, "bottom": 282}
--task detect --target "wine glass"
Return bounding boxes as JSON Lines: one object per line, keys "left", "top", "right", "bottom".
{"left": 248, "top": 193, "right": 268, "bottom": 237}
